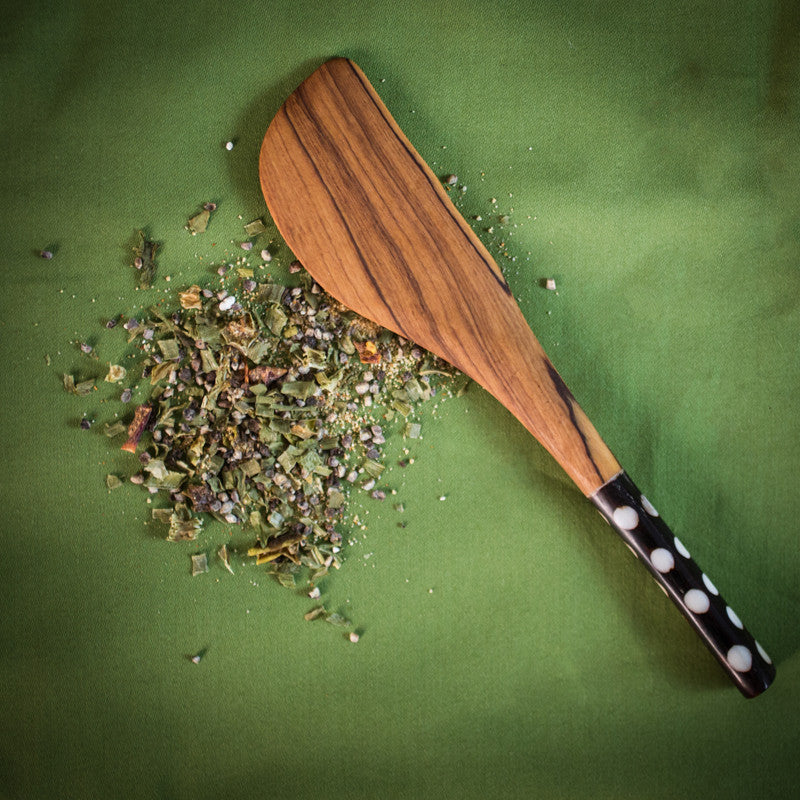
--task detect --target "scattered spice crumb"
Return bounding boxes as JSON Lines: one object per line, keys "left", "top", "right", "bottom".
{"left": 244, "top": 218, "right": 267, "bottom": 236}
{"left": 191, "top": 552, "right": 208, "bottom": 576}
{"left": 105, "top": 364, "right": 127, "bottom": 383}
{"left": 218, "top": 544, "right": 234, "bottom": 575}
{"left": 304, "top": 605, "right": 327, "bottom": 622}
{"left": 131, "top": 231, "right": 159, "bottom": 289}
{"left": 187, "top": 206, "right": 212, "bottom": 235}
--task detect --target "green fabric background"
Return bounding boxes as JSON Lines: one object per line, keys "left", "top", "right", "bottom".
{"left": 1, "top": 1, "right": 798, "bottom": 798}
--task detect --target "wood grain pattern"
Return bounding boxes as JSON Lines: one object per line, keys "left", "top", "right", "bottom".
{"left": 259, "top": 57, "right": 621, "bottom": 496}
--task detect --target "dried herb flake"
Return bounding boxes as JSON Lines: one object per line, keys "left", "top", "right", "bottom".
{"left": 187, "top": 208, "right": 211, "bottom": 235}
{"left": 132, "top": 231, "right": 158, "bottom": 289}
{"left": 63, "top": 374, "right": 95, "bottom": 396}
{"left": 243, "top": 218, "right": 267, "bottom": 236}
{"left": 191, "top": 552, "right": 208, "bottom": 576}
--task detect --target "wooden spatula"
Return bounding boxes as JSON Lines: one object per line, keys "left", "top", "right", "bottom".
{"left": 259, "top": 57, "right": 774, "bottom": 697}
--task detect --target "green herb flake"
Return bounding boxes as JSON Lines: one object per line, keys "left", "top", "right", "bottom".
{"left": 132, "top": 230, "right": 158, "bottom": 289}
{"left": 327, "top": 489, "right": 346, "bottom": 509}
{"left": 243, "top": 218, "right": 267, "bottom": 236}
{"left": 191, "top": 552, "right": 208, "bottom": 576}
{"left": 275, "top": 570, "right": 296, "bottom": 589}
{"left": 104, "top": 421, "right": 127, "bottom": 438}
{"left": 63, "top": 373, "right": 95, "bottom": 396}
{"left": 218, "top": 544, "right": 234, "bottom": 575}
{"left": 392, "top": 399, "right": 412, "bottom": 417}
{"left": 259, "top": 283, "right": 285, "bottom": 304}
{"left": 151, "top": 508, "right": 173, "bottom": 524}
{"left": 168, "top": 504, "right": 201, "bottom": 542}
{"left": 362, "top": 459, "right": 385, "bottom": 479}
{"left": 280, "top": 380, "right": 316, "bottom": 399}
{"left": 157, "top": 338, "right": 180, "bottom": 361}
{"left": 187, "top": 208, "right": 211, "bottom": 235}
{"left": 405, "top": 422, "right": 422, "bottom": 439}
{"left": 240, "top": 458, "right": 262, "bottom": 478}
{"left": 304, "top": 605, "right": 327, "bottom": 622}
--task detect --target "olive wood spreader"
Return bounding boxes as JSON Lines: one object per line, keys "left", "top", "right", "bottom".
{"left": 258, "top": 57, "right": 775, "bottom": 697}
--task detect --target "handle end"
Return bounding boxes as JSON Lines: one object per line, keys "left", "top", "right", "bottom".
{"left": 591, "top": 472, "right": 775, "bottom": 698}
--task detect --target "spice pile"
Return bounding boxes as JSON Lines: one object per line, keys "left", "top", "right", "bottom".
{"left": 70, "top": 256, "right": 462, "bottom": 591}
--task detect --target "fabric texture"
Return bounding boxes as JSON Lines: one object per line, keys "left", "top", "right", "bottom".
{"left": 1, "top": 1, "right": 798, "bottom": 798}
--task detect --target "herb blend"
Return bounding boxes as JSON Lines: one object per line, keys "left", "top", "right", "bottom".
{"left": 81, "top": 260, "right": 462, "bottom": 590}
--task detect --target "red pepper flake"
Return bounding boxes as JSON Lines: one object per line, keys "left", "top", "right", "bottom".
{"left": 354, "top": 340, "right": 381, "bottom": 364}
{"left": 121, "top": 403, "right": 152, "bottom": 453}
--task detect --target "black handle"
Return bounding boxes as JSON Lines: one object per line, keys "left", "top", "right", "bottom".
{"left": 591, "top": 472, "right": 775, "bottom": 698}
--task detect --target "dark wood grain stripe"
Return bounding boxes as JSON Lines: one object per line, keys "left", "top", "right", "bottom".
{"left": 544, "top": 360, "right": 604, "bottom": 484}
{"left": 279, "top": 102, "right": 411, "bottom": 339}
{"left": 303, "top": 65, "right": 506, "bottom": 380}
{"left": 344, "top": 60, "right": 513, "bottom": 297}
{"left": 291, "top": 80, "right": 477, "bottom": 367}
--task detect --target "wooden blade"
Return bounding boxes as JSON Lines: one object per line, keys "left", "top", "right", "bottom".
{"left": 259, "top": 57, "right": 620, "bottom": 495}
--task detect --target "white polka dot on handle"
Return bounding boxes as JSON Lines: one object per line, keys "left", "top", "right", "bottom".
{"left": 684, "top": 589, "right": 710, "bottom": 614}
{"left": 650, "top": 548, "right": 675, "bottom": 573}
{"left": 673, "top": 537, "right": 690, "bottom": 558}
{"left": 613, "top": 505, "right": 639, "bottom": 530}
{"left": 702, "top": 573, "right": 719, "bottom": 596}
{"left": 755, "top": 641, "right": 772, "bottom": 665}
{"left": 640, "top": 495, "right": 659, "bottom": 517}
{"left": 727, "top": 645, "right": 753, "bottom": 673}
{"left": 726, "top": 606, "right": 744, "bottom": 629}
